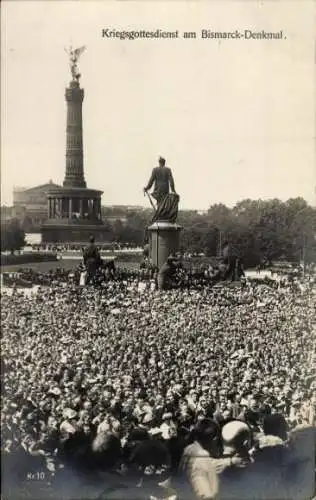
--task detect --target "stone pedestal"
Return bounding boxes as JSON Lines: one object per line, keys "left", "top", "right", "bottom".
{"left": 147, "top": 221, "right": 182, "bottom": 269}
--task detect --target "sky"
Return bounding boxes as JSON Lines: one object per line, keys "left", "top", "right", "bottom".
{"left": 1, "top": 0, "right": 315, "bottom": 210}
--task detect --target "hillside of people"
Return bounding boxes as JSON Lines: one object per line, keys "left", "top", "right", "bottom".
{"left": 1, "top": 197, "right": 316, "bottom": 499}
{"left": 1, "top": 259, "right": 315, "bottom": 499}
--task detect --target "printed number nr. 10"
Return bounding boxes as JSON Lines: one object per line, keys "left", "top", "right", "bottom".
{"left": 26, "top": 472, "right": 46, "bottom": 480}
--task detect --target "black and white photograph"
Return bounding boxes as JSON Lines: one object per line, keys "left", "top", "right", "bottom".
{"left": 1, "top": 1, "right": 315, "bottom": 499}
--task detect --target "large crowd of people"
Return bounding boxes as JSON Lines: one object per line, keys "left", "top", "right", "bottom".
{"left": 24, "top": 242, "right": 143, "bottom": 253}
{"left": 1, "top": 262, "right": 315, "bottom": 498}
{"left": 2, "top": 257, "right": 311, "bottom": 292}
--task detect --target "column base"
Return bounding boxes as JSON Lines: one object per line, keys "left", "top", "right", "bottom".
{"left": 147, "top": 221, "right": 182, "bottom": 269}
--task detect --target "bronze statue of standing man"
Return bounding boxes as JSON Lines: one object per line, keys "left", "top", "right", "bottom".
{"left": 144, "top": 157, "right": 179, "bottom": 223}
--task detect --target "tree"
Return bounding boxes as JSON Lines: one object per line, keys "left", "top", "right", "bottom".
{"left": 207, "top": 203, "right": 232, "bottom": 227}
{"left": 1, "top": 219, "right": 26, "bottom": 254}
{"left": 112, "top": 219, "right": 124, "bottom": 242}
{"left": 21, "top": 215, "right": 35, "bottom": 232}
{"left": 97, "top": 199, "right": 316, "bottom": 265}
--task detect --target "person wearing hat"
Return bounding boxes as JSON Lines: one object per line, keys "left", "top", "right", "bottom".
{"left": 185, "top": 419, "right": 257, "bottom": 500}
{"left": 262, "top": 413, "right": 288, "bottom": 441}
{"left": 91, "top": 430, "right": 122, "bottom": 471}
{"left": 83, "top": 236, "right": 101, "bottom": 285}
{"left": 178, "top": 419, "right": 230, "bottom": 500}
{"left": 59, "top": 408, "right": 89, "bottom": 471}
{"left": 221, "top": 419, "right": 252, "bottom": 464}
{"left": 160, "top": 412, "right": 177, "bottom": 440}
{"left": 128, "top": 428, "right": 171, "bottom": 487}
{"left": 59, "top": 408, "right": 78, "bottom": 441}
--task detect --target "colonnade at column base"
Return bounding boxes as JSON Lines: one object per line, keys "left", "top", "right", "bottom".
{"left": 46, "top": 187, "right": 103, "bottom": 221}
{"left": 42, "top": 186, "right": 107, "bottom": 243}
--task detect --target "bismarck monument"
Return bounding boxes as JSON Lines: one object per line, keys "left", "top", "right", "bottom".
{"left": 41, "top": 46, "right": 109, "bottom": 243}
{"left": 144, "top": 156, "right": 182, "bottom": 269}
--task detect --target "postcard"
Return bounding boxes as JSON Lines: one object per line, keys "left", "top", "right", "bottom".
{"left": 1, "top": 1, "right": 315, "bottom": 499}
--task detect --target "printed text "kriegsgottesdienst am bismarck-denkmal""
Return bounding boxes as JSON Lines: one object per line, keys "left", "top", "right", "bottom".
{"left": 102, "top": 29, "right": 286, "bottom": 40}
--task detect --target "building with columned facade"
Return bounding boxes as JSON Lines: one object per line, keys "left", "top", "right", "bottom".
{"left": 12, "top": 181, "right": 61, "bottom": 222}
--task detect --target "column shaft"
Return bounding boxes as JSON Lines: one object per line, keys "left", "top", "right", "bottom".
{"left": 97, "top": 199, "right": 101, "bottom": 219}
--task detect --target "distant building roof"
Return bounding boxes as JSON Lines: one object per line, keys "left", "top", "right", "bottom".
{"left": 14, "top": 181, "right": 61, "bottom": 194}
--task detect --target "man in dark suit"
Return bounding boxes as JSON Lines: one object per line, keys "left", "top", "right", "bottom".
{"left": 83, "top": 236, "right": 101, "bottom": 284}
{"left": 144, "top": 156, "right": 176, "bottom": 204}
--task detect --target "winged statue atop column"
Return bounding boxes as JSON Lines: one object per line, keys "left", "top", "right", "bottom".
{"left": 64, "top": 45, "right": 86, "bottom": 81}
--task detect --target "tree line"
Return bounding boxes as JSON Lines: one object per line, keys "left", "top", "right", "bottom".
{"left": 106, "top": 197, "right": 316, "bottom": 267}
{"left": 1, "top": 218, "right": 26, "bottom": 254}
{"left": 2, "top": 198, "right": 316, "bottom": 267}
